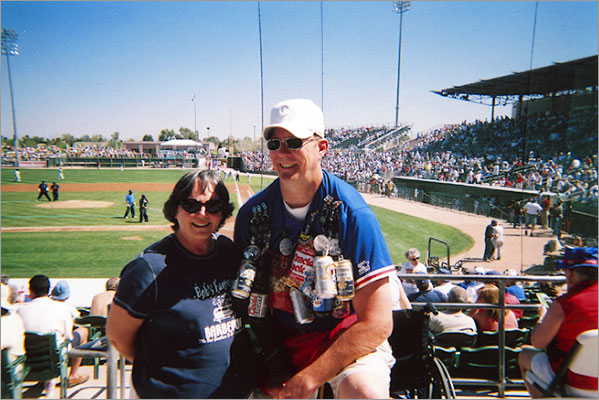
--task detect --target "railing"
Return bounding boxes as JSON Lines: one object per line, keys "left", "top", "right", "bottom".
{"left": 397, "top": 272, "right": 567, "bottom": 397}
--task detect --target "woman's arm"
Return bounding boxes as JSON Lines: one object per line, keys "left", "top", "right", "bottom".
{"left": 106, "top": 303, "right": 144, "bottom": 361}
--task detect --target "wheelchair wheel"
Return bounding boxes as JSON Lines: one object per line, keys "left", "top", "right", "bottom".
{"left": 429, "top": 357, "right": 456, "bottom": 399}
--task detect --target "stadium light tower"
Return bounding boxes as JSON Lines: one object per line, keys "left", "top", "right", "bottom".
{"left": 192, "top": 95, "right": 198, "bottom": 156}
{"left": 392, "top": 1, "right": 410, "bottom": 128}
{"left": 2, "top": 28, "right": 20, "bottom": 167}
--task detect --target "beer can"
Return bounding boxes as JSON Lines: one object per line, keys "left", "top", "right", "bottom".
{"left": 313, "top": 295, "right": 333, "bottom": 317}
{"left": 289, "top": 288, "right": 314, "bottom": 324}
{"left": 315, "top": 255, "right": 337, "bottom": 299}
{"left": 231, "top": 260, "right": 257, "bottom": 299}
{"left": 335, "top": 259, "right": 355, "bottom": 300}
{"left": 248, "top": 292, "right": 269, "bottom": 318}
{"left": 332, "top": 298, "right": 350, "bottom": 318}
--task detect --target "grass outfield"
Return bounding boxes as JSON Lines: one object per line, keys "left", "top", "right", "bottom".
{"left": 1, "top": 167, "right": 472, "bottom": 277}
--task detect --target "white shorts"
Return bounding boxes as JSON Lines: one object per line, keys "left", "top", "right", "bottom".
{"left": 525, "top": 351, "right": 555, "bottom": 388}
{"left": 327, "top": 340, "right": 395, "bottom": 397}
{"left": 251, "top": 341, "right": 395, "bottom": 399}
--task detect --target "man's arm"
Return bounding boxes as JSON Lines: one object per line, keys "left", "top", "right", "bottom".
{"left": 275, "top": 277, "right": 393, "bottom": 399}
{"left": 530, "top": 300, "right": 564, "bottom": 349}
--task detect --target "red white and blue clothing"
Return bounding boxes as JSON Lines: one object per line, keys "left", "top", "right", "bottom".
{"left": 548, "top": 280, "right": 598, "bottom": 391}
{"left": 234, "top": 170, "right": 395, "bottom": 369}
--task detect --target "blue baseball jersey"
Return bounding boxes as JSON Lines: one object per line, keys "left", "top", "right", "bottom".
{"left": 234, "top": 170, "right": 395, "bottom": 334}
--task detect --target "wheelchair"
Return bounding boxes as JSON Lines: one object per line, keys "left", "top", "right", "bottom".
{"left": 389, "top": 304, "right": 456, "bottom": 399}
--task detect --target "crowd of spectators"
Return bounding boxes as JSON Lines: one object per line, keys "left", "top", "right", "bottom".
{"left": 1, "top": 143, "right": 143, "bottom": 164}
{"left": 239, "top": 110, "right": 597, "bottom": 206}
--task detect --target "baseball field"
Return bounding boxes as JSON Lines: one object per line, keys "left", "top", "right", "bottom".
{"left": 1, "top": 167, "right": 472, "bottom": 278}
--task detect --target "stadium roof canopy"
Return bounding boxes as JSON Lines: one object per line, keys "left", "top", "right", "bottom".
{"left": 433, "top": 55, "right": 598, "bottom": 106}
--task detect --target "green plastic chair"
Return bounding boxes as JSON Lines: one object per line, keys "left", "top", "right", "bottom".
{"left": 1, "top": 348, "right": 30, "bottom": 399}
{"left": 23, "top": 332, "right": 69, "bottom": 399}
{"left": 74, "top": 315, "right": 107, "bottom": 379}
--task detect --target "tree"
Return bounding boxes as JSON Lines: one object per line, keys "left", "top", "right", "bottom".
{"left": 90, "top": 134, "right": 106, "bottom": 143}
{"left": 179, "top": 127, "right": 195, "bottom": 140}
{"left": 60, "top": 133, "right": 76, "bottom": 147}
{"left": 142, "top": 134, "right": 154, "bottom": 142}
{"left": 111, "top": 132, "right": 120, "bottom": 149}
{"left": 158, "top": 129, "right": 175, "bottom": 142}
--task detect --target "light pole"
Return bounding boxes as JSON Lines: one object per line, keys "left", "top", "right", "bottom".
{"left": 2, "top": 28, "right": 20, "bottom": 167}
{"left": 392, "top": 1, "right": 410, "bottom": 128}
{"left": 191, "top": 95, "right": 198, "bottom": 156}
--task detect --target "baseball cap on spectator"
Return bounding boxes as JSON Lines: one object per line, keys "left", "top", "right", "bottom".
{"left": 486, "top": 270, "right": 501, "bottom": 276}
{"left": 413, "top": 264, "right": 428, "bottom": 274}
{"left": 263, "top": 99, "right": 325, "bottom": 140}
{"left": 473, "top": 266, "right": 486, "bottom": 275}
{"left": 556, "top": 247, "right": 598, "bottom": 270}
{"left": 438, "top": 267, "right": 451, "bottom": 275}
{"left": 50, "top": 280, "right": 71, "bottom": 301}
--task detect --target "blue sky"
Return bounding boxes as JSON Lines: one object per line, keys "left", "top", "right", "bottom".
{"left": 1, "top": 1, "right": 597, "bottom": 142}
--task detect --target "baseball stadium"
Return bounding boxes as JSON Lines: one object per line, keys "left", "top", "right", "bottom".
{"left": 1, "top": 2, "right": 598, "bottom": 400}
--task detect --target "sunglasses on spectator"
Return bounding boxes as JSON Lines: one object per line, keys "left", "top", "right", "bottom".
{"left": 266, "top": 137, "right": 315, "bottom": 152}
{"left": 180, "top": 199, "right": 223, "bottom": 214}
{"left": 410, "top": 257, "right": 420, "bottom": 261}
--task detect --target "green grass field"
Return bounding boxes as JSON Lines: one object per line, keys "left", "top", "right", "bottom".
{"left": 1, "top": 168, "right": 472, "bottom": 277}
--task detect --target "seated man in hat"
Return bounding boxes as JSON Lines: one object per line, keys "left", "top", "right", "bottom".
{"left": 408, "top": 265, "right": 448, "bottom": 304}
{"left": 518, "top": 247, "right": 598, "bottom": 398}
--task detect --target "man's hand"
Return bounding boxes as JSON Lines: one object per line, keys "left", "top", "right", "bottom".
{"left": 273, "top": 371, "right": 320, "bottom": 399}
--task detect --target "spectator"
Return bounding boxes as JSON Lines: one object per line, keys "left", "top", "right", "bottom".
{"left": 408, "top": 265, "right": 448, "bottom": 303}
{"left": 234, "top": 99, "right": 401, "bottom": 398}
{"left": 483, "top": 220, "right": 496, "bottom": 261}
{"left": 434, "top": 267, "right": 457, "bottom": 297}
{"left": 518, "top": 247, "right": 598, "bottom": 398}
{"left": 107, "top": 170, "right": 253, "bottom": 398}
{"left": 17, "top": 275, "right": 90, "bottom": 395}
{"left": 523, "top": 198, "right": 543, "bottom": 237}
{"left": 486, "top": 270, "right": 523, "bottom": 319}
{"left": 400, "top": 248, "right": 427, "bottom": 297}
{"left": 1, "top": 283, "right": 26, "bottom": 371}
{"left": 429, "top": 286, "right": 477, "bottom": 335}
{"left": 492, "top": 220, "right": 504, "bottom": 260}
{"left": 504, "top": 269, "right": 527, "bottom": 301}
{"left": 469, "top": 283, "right": 519, "bottom": 332}
{"left": 90, "top": 277, "right": 120, "bottom": 317}
{"left": 462, "top": 266, "right": 486, "bottom": 303}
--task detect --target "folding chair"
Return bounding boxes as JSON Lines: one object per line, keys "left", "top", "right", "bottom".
{"left": 454, "top": 345, "right": 522, "bottom": 380}
{"left": 434, "top": 331, "right": 477, "bottom": 349}
{"left": 528, "top": 329, "right": 598, "bottom": 398}
{"left": 2, "top": 348, "right": 30, "bottom": 399}
{"left": 23, "top": 332, "right": 69, "bottom": 399}
{"left": 476, "top": 328, "right": 530, "bottom": 347}
{"left": 74, "top": 315, "right": 107, "bottom": 379}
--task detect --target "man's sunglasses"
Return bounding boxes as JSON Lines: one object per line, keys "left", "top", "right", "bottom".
{"left": 266, "top": 137, "right": 314, "bottom": 152}
{"left": 180, "top": 199, "right": 223, "bottom": 214}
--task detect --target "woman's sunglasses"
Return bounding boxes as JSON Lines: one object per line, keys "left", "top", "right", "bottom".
{"left": 180, "top": 199, "right": 223, "bottom": 214}
{"left": 266, "top": 137, "right": 314, "bottom": 152}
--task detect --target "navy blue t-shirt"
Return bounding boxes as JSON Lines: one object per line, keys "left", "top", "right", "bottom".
{"left": 114, "top": 233, "right": 250, "bottom": 398}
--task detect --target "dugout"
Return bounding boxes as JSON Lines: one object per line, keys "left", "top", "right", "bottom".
{"left": 391, "top": 176, "right": 598, "bottom": 238}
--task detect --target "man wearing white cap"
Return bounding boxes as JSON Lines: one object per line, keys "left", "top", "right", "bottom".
{"left": 235, "top": 99, "right": 405, "bottom": 398}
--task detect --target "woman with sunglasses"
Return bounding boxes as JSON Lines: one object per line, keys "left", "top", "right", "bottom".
{"left": 107, "top": 169, "right": 255, "bottom": 398}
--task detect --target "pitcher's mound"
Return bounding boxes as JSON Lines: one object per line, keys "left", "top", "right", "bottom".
{"left": 37, "top": 200, "right": 114, "bottom": 209}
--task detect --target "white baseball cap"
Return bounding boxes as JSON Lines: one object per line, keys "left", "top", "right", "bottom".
{"left": 263, "top": 99, "right": 325, "bottom": 140}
